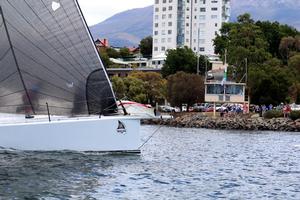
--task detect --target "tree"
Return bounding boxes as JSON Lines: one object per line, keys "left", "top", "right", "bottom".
{"left": 123, "top": 77, "right": 147, "bottom": 103}
{"left": 106, "top": 47, "right": 120, "bottom": 58}
{"left": 279, "top": 36, "right": 300, "bottom": 63}
{"left": 119, "top": 48, "right": 132, "bottom": 60}
{"left": 167, "top": 72, "right": 204, "bottom": 109}
{"left": 162, "top": 47, "right": 207, "bottom": 77}
{"left": 248, "top": 62, "right": 293, "bottom": 105}
{"left": 98, "top": 48, "right": 112, "bottom": 68}
{"left": 289, "top": 54, "right": 300, "bottom": 73}
{"left": 129, "top": 71, "right": 167, "bottom": 104}
{"left": 111, "top": 76, "right": 126, "bottom": 99}
{"left": 139, "top": 36, "right": 153, "bottom": 58}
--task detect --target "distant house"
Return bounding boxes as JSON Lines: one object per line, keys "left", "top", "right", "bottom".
{"left": 128, "top": 47, "right": 140, "bottom": 57}
{"left": 95, "top": 38, "right": 109, "bottom": 52}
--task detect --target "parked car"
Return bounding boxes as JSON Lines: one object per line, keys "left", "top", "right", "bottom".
{"left": 159, "top": 105, "right": 176, "bottom": 112}
{"left": 193, "top": 103, "right": 207, "bottom": 112}
{"left": 290, "top": 103, "right": 300, "bottom": 111}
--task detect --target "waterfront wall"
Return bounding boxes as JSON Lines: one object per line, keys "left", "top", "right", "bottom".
{"left": 142, "top": 114, "right": 300, "bottom": 132}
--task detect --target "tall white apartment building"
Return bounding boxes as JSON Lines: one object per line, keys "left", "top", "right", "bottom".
{"left": 152, "top": 0, "right": 230, "bottom": 62}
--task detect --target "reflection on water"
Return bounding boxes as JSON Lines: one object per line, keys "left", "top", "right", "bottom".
{"left": 0, "top": 126, "right": 300, "bottom": 199}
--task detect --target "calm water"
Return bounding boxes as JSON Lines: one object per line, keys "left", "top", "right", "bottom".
{"left": 0, "top": 126, "right": 300, "bottom": 200}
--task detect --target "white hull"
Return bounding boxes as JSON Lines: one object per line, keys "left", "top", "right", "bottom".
{"left": 0, "top": 116, "right": 140, "bottom": 152}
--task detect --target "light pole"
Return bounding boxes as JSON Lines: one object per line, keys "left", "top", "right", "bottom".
{"left": 197, "top": 28, "right": 200, "bottom": 75}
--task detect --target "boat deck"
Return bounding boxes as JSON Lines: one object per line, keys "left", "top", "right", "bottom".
{"left": 0, "top": 113, "right": 142, "bottom": 126}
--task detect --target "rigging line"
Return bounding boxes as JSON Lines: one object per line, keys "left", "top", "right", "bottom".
{"left": 8, "top": 2, "right": 87, "bottom": 77}
{"left": 13, "top": 47, "right": 85, "bottom": 92}
{"left": 21, "top": 0, "right": 91, "bottom": 75}
{"left": 8, "top": 10, "right": 88, "bottom": 80}
{"left": 15, "top": 47, "right": 100, "bottom": 101}
{"left": 28, "top": 90, "right": 74, "bottom": 102}
{"left": 40, "top": 0, "right": 94, "bottom": 73}
{"left": 0, "top": 48, "right": 10, "bottom": 61}
{"left": 60, "top": 2, "right": 97, "bottom": 70}
{"left": 20, "top": 69, "right": 78, "bottom": 96}
{"left": 0, "top": 6, "right": 35, "bottom": 114}
{"left": 0, "top": 71, "right": 17, "bottom": 85}
{"left": 138, "top": 125, "right": 162, "bottom": 150}
{"left": 5, "top": 22, "right": 87, "bottom": 84}
{"left": 0, "top": 90, "right": 24, "bottom": 98}
{"left": 8, "top": 1, "right": 102, "bottom": 101}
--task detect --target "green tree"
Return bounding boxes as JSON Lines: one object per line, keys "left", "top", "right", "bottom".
{"left": 167, "top": 72, "right": 204, "bottom": 109}
{"left": 129, "top": 71, "right": 167, "bottom": 104}
{"left": 289, "top": 54, "right": 300, "bottom": 73}
{"left": 248, "top": 62, "right": 292, "bottom": 105}
{"left": 106, "top": 47, "right": 120, "bottom": 58}
{"left": 139, "top": 36, "right": 153, "bottom": 58}
{"left": 111, "top": 76, "right": 126, "bottom": 99}
{"left": 123, "top": 76, "right": 147, "bottom": 103}
{"left": 119, "top": 48, "right": 132, "bottom": 60}
{"left": 98, "top": 48, "right": 112, "bottom": 68}
{"left": 162, "top": 47, "right": 207, "bottom": 77}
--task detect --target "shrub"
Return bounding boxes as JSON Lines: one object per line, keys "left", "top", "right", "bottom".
{"left": 290, "top": 111, "right": 300, "bottom": 120}
{"left": 263, "top": 110, "right": 283, "bottom": 119}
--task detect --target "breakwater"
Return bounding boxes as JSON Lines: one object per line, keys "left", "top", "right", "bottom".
{"left": 142, "top": 113, "right": 300, "bottom": 132}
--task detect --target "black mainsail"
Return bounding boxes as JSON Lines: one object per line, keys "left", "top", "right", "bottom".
{"left": 0, "top": 0, "right": 117, "bottom": 115}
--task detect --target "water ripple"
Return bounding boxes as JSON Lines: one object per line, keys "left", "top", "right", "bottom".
{"left": 0, "top": 126, "right": 300, "bottom": 199}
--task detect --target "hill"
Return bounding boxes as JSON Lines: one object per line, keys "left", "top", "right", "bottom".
{"left": 89, "top": 1, "right": 300, "bottom": 47}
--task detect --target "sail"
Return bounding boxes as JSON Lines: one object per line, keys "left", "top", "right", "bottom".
{"left": 0, "top": 0, "right": 117, "bottom": 115}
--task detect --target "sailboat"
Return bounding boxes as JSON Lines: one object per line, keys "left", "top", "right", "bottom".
{"left": 0, "top": 0, "right": 140, "bottom": 152}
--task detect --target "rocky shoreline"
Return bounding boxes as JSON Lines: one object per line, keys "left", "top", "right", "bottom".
{"left": 141, "top": 113, "right": 300, "bottom": 132}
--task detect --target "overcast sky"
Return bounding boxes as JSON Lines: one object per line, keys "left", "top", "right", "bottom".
{"left": 77, "top": 0, "right": 153, "bottom": 26}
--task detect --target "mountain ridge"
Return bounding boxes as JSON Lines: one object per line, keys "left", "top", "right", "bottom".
{"left": 90, "top": 2, "right": 300, "bottom": 47}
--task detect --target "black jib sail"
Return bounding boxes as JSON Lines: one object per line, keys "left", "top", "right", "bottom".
{"left": 0, "top": 0, "right": 117, "bottom": 115}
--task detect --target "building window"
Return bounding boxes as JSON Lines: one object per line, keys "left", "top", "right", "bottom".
{"left": 154, "top": 47, "right": 158, "bottom": 51}
{"left": 162, "top": 14, "right": 166, "bottom": 19}
{"left": 168, "top": 6, "right": 172, "bottom": 10}
{"left": 155, "top": 0, "right": 159, "bottom": 3}
{"left": 162, "top": 7, "right": 166, "bottom": 11}
{"left": 200, "top": 47, "right": 205, "bottom": 51}
{"left": 155, "top": 23, "right": 159, "bottom": 27}
{"left": 154, "top": 39, "right": 158, "bottom": 43}
{"left": 211, "top": 15, "right": 218, "bottom": 19}
{"left": 199, "top": 23, "right": 205, "bottom": 28}
{"left": 163, "top": 0, "right": 166, "bottom": 3}
{"left": 162, "top": 30, "right": 166, "bottom": 35}
{"left": 168, "top": 22, "right": 172, "bottom": 26}
{"left": 168, "top": 38, "right": 172, "bottom": 42}
{"left": 162, "top": 22, "right": 166, "bottom": 27}
{"left": 211, "top": 0, "right": 218, "bottom": 3}
{"left": 154, "top": 31, "right": 158, "bottom": 35}
{"left": 199, "top": 15, "right": 206, "bottom": 20}
{"left": 168, "top": 14, "right": 172, "bottom": 18}
{"left": 168, "top": 30, "right": 172, "bottom": 34}
{"left": 200, "top": 8, "right": 206, "bottom": 12}
{"left": 169, "top": 0, "right": 172, "bottom": 2}
{"left": 199, "top": 39, "right": 205, "bottom": 44}
{"left": 155, "top": 8, "right": 159, "bottom": 12}
{"left": 161, "top": 46, "right": 166, "bottom": 51}
{"left": 211, "top": 7, "right": 218, "bottom": 11}
{"left": 215, "top": 23, "right": 218, "bottom": 27}
{"left": 155, "top": 15, "right": 159, "bottom": 20}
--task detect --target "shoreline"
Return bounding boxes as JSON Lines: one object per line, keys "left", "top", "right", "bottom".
{"left": 142, "top": 113, "right": 300, "bottom": 132}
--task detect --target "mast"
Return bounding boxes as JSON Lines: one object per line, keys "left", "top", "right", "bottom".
{"left": 0, "top": 6, "right": 35, "bottom": 114}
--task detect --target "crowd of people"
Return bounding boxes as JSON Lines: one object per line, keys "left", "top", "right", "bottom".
{"left": 253, "top": 103, "right": 292, "bottom": 118}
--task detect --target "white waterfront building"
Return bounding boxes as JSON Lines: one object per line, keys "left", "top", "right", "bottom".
{"left": 152, "top": 0, "right": 230, "bottom": 68}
